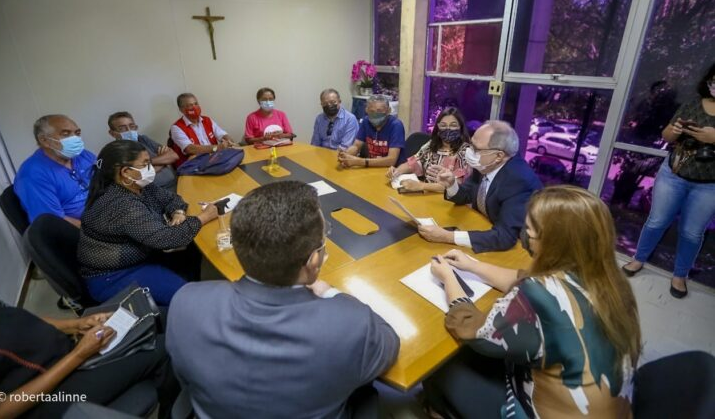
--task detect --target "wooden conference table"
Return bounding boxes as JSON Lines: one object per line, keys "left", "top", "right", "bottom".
{"left": 178, "top": 143, "right": 531, "bottom": 391}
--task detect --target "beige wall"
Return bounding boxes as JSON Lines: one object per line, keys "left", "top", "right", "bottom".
{"left": 0, "top": 0, "right": 371, "bottom": 168}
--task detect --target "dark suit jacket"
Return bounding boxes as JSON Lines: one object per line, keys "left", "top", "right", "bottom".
{"left": 166, "top": 278, "right": 400, "bottom": 419}
{"left": 446, "top": 156, "right": 543, "bottom": 253}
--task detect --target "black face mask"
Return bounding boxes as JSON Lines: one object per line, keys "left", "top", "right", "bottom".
{"left": 520, "top": 227, "right": 534, "bottom": 257}
{"left": 323, "top": 104, "right": 339, "bottom": 117}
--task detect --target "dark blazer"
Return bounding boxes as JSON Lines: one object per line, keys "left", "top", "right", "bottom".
{"left": 166, "top": 278, "right": 400, "bottom": 419}
{"left": 446, "top": 156, "right": 543, "bottom": 252}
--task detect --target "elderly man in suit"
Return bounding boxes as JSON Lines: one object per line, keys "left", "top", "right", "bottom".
{"left": 166, "top": 181, "right": 399, "bottom": 418}
{"left": 421, "top": 120, "right": 543, "bottom": 253}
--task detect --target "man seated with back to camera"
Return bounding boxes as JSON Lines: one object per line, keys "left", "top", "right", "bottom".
{"left": 167, "top": 181, "right": 400, "bottom": 418}
{"left": 420, "top": 120, "right": 543, "bottom": 253}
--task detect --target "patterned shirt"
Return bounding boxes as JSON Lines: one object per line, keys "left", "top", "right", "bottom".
{"left": 446, "top": 272, "right": 634, "bottom": 418}
{"left": 78, "top": 183, "right": 201, "bottom": 277}
{"left": 407, "top": 141, "right": 471, "bottom": 184}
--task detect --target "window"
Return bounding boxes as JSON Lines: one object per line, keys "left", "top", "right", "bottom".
{"left": 508, "top": 0, "right": 632, "bottom": 77}
{"left": 431, "top": 0, "right": 506, "bottom": 22}
{"left": 374, "top": 0, "right": 402, "bottom": 66}
{"left": 423, "top": 78, "right": 491, "bottom": 134}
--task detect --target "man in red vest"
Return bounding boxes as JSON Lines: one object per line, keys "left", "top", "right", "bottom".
{"left": 169, "top": 93, "right": 235, "bottom": 167}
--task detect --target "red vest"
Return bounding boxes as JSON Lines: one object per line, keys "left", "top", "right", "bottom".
{"left": 169, "top": 116, "right": 218, "bottom": 168}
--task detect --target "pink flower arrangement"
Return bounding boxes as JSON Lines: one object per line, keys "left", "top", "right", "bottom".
{"left": 351, "top": 60, "right": 377, "bottom": 88}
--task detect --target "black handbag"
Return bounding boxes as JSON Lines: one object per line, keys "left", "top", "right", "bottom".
{"left": 79, "top": 283, "right": 160, "bottom": 370}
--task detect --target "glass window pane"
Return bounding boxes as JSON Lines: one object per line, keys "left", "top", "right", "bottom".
{"left": 614, "top": 0, "right": 714, "bottom": 149}
{"left": 501, "top": 83, "right": 612, "bottom": 188}
{"left": 437, "top": 23, "right": 501, "bottom": 75}
{"left": 601, "top": 149, "right": 714, "bottom": 286}
{"left": 375, "top": 72, "right": 399, "bottom": 100}
{"left": 374, "top": 0, "right": 402, "bottom": 66}
{"left": 508, "top": 0, "right": 631, "bottom": 77}
{"left": 423, "top": 77, "right": 491, "bottom": 134}
{"left": 431, "top": 0, "right": 506, "bottom": 22}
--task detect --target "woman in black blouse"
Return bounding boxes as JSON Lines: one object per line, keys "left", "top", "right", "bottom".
{"left": 0, "top": 301, "right": 176, "bottom": 418}
{"left": 78, "top": 141, "right": 218, "bottom": 305}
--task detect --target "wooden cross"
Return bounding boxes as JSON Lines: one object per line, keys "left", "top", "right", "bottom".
{"left": 192, "top": 7, "right": 225, "bottom": 60}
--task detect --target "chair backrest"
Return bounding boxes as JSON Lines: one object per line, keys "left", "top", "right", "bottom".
{"left": 0, "top": 185, "right": 30, "bottom": 235}
{"left": 633, "top": 350, "right": 715, "bottom": 418}
{"left": 23, "top": 214, "right": 95, "bottom": 307}
{"left": 404, "top": 132, "right": 432, "bottom": 158}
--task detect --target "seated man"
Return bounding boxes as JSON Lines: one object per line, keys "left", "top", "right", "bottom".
{"left": 14, "top": 114, "right": 95, "bottom": 227}
{"left": 108, "top": 111, "right": 178, "bottom": 191}
{"left": 311, "top": 88, "right": 359, "bottom": 150}
{"left": 421, "top": 120, "right": 543, "bottom": 253}
{"left": 167, "top": 181, "right": 399, "bottom": 418}
{"left": 338, "top": 95, "right": 405, "bottom": 168}
{"left": 169, "top": 93, "right": 234, "bottom": 167}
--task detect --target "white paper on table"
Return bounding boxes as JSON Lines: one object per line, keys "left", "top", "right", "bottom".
{"left": 308, "top": 180, "right": 337, "bottom": 196}
{"left": 201, "top": 193, "right": 242, "bottom": 212}
{"left": 391, "top": 173, "right": 420, "bottom": 189}
{"left": 100, "top": 307, "right": 138, "bottom": 355}
{"left": 388, "top": 197, "right": 438, "bottom": 227}
{"left": 415, "top": 217, "right": 437, "bottom": 226}
{"left": 400, "top": 262, "right": 492, "bottom": 313}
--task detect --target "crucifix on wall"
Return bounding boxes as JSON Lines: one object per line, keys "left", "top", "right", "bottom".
{"left": 192, "top": 7, "right": 225, "bottom": 60}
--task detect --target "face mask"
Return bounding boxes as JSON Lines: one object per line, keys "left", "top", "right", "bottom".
{"left": 120, "top": 130, "right": 139, "bottom": 142}
{"left": 368, "top": 113, "right": 387, "bottom": 127}
{"left": 183, "top": 105, "right": 202, "bottom": 119}
{"left": 260, "top": 100, "right": 275, "bottom": 111}
{"left": 128, "top": 165, "right": 156, "bottom": 188}
{"left": 49, "top": 135, "right": 84, "bottom": 159}
{"left": 438, "top": 129, "right": 462, "bottom": 144}
{"left": 465, "top": 148, "right": 498, "bottom": 171}
{"left": 520, "top": 227, "right": 534, "bottom": 257}
{"left": 323, "top": 104, "right": 339, "bottom": 117}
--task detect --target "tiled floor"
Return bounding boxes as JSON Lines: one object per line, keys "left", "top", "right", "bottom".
{"left": 22, "top": 256, "right": 715, "bottom": 418}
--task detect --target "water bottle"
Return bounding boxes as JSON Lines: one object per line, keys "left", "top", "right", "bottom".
{"left": 214, "top": 197, "right": 232, "bottom": 252}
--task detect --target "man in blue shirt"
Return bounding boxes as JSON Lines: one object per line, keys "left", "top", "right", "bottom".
{"left": 338, "top": 95, "right": 406, "bottom": 168}
{"left": 107, "top": 111, "right": 178, "bottom": 191}
{"left": 310, "top": 88, "right": 359, "bottom": 150}
{"left": 14, "top": 115, "right": 96, "bottom": 227}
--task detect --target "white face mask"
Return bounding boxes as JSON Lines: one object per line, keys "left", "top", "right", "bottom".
{"left": 465, "top": 148, "right": 499, "bottom": 172}
{"left": 128, "top": 164, "right": 156, "bottom": 187}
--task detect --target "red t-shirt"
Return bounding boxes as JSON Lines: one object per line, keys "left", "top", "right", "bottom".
{"left": 243, "top": 109, "right": 293, "bottom": 139}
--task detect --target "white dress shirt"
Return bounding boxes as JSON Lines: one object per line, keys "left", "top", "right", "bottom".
{"left": 169, "top": 115, "right": 228, "bottom": 152}
{"left": 447, "top": 163, "right": 506, "bottom": 249}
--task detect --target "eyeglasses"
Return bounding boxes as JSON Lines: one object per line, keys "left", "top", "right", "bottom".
{"left": 114, "top": 124, "right": 138, "bottom": 132}
{"left": 470, "top": 145, "right": 503, "bottom": 154}
{"left": 69, "top": 170, "right": 88, "bottom": 190}
{"left": 321, "top": 100, "right": 339, "bottom": 107}
{"left": 437, "top": 123, "right": 461, "bottom": 130}
{"left": 326, "top": 121, "right": 335, "bottom": 137}
{"left": 305, "top": 221, "right": 332, "bottom": 265}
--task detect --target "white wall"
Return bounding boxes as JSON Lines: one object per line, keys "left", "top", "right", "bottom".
{"left": 0, "top": 0, "right": 372, "bottom": 167}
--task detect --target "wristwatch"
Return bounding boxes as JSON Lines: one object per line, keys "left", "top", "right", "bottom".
{"left": 211, "top": 145, "right": 218, "bottom": 153}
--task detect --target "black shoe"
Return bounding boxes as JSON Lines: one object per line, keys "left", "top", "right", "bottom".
{"left": 621, "top": 263, "right": 643, "bottom": 277}
{"left": 670, "top": 281, "right": 688, "bottom": 299}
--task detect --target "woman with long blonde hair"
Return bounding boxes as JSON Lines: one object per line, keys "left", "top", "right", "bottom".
{"left": 424, "top": 185, "right": 641, "bottom": 418}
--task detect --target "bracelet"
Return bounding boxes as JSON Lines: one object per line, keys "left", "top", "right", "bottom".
{"left": 449, "top": 297, "right": 472, "bottom": 308}
{"left": 365, "top": 159, "right": 369, "bottom": 167}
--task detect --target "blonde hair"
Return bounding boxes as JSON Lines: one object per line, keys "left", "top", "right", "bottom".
{"left": 527, "top": 185, "right": 641, "bottom": 367}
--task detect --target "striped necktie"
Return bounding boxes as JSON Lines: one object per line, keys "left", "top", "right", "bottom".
{"left": 476, "top": 176, "right": 489, "bottom": 217}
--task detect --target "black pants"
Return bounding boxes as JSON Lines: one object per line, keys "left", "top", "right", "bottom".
{"left": 25, "top": 336, "right": 178, "bottom": 419}
{"left": 423, "top": 347, "right": 506, "bottom": 419}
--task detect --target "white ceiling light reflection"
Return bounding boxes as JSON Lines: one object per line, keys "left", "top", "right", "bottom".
{"left": 343, "top": 276, "right": 417, "bottom": 340}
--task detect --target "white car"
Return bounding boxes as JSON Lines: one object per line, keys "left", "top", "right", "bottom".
{"left": 529, "top": 118, "right": 554, "bottom": 140}
{"left": 536, "top": 132, "right": 599, "bottom": 164}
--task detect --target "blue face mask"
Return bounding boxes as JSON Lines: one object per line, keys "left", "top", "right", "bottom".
{"left": 368, "top": 113, "right": 387, "bottom": 127}
{"left": 50, "top": 135, "right": 85, "bottom": 159}
{"left": 260, "top": 100, "right": 275, "bottom": 111}
{"left": 120, "top": 130, "right": 139, "bottom": 142}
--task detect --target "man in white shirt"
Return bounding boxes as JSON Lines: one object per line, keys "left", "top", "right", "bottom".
{"left": 421, "top": 121, "right": 543, "bottom": 253}
{"left": 168, "top": 93, "right": 235, "bottom": 167}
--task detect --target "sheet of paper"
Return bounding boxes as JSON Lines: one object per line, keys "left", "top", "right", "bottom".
{"left": 415, "top": 217, "right": 437, "bottom": 226}
{"left": 308, "top": 180, "right": 337, "bottom": 196}
{"left": 391, "top": 173, "right": 420, "bottom": 190}
{"left": 400, "top": 262, "right": 492, "bottom": 313}
{"left": 388, "top": 197, "right": 437, "bottom": 226}
{"left": 201, "top": 193, "right": 242, "bottom": 212}
{"left": 263, "top": 139, "right": 292, "bottom": 146}
{"left": 100, "top": 307, "right": 138, "bottom": 355}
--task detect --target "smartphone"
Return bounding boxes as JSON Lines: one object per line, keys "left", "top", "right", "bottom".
{"left": 680, "top": 120, "right": 700, "bottom": 129}
{"left": 432, "top": 257, "right": 475, "bottom": 297}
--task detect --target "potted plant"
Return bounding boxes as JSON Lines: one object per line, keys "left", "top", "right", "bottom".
{"left": 351, "top": 60, "right": 377, "bottom": 96}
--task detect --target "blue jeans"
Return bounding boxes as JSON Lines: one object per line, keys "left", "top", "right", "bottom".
{"left": 634, "top": 160, "right": 715, "bottom": 277}
{"left": 86, "top": 264, "right": 187, "bottom": 306}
